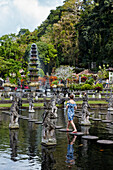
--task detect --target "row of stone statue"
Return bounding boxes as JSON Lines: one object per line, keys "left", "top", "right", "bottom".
{"left": 9, "top": 92, "right": 58, "bottom": 145}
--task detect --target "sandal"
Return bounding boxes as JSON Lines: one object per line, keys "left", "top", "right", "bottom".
{"left": 72, "top": 131, "right": 77, "bottom": 133}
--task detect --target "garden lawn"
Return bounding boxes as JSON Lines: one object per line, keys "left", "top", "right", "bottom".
{"left": 76, "top": 101, "right": 108, "bottom": 104}
{"left": 0, "top": 101, "right": 108, "bottom": 107}
{"left": 0, "top": 103, "right": 44, "bottom": 107}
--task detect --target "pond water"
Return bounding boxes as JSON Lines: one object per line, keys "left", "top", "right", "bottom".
{"left": 0, "top": 108, "right": 113, "bottom": 170}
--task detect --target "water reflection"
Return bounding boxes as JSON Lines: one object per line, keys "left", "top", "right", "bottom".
{"left": 81, "top": 126, "right": 90, "bottom": 135}
{"left": 41, "top": 145, "right": 56, "bottom": 170}
{"left": 1, "top": 108, "right": 113, "bottom": 169}
{"left": 9, "top": 129, "right": 18, "bottom": 161}
{"left": 65, "top": 133, "right": 77, "bottom": 168}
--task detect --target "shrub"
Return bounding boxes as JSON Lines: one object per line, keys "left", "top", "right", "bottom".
{"left": 81, "top": 76, "right": 88, "bottom": 82}
{"left": 94, "top": 83, "right": 103, "bottom": 91}
{"left": 85, "top": 78, "right": 94, "bottom": 85}
{"left": 69, "top": 83, "right": 83, "bottom": 90}
{"left": 51, "top": 80, "right": 59, "bottom": 85}
{"left": 29, "top": 82, "right": 39, "bottom": 87}
{"left": 81, "top": 84, "right": 93, "bottom": 90}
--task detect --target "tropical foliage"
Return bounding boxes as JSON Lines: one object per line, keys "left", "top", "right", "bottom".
{"left": 0, "top": 0, "right": 112, "bottom": 82}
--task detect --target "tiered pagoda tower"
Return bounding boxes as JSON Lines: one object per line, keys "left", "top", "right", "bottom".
{"left": 28, "top": 43, "right": 39, "bottom": 82}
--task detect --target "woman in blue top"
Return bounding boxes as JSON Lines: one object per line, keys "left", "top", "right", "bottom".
{"left": 66, "top": 94, "right": 77, "bottom": 133}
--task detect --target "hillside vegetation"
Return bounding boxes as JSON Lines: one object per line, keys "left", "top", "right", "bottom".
{"left": 0, "top": 0, "right": 112, "bottom": 81}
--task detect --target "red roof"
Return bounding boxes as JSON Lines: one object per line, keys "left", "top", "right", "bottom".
{"left": 77, "top": 69, "right": 94, "bottom": 75}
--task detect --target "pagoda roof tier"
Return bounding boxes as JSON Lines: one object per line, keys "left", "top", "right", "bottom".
{"left": 31, "top": 43, "right": 37, "bottom": 48}
{"left": 29, "top": 68, "right": 39, "bottom": 71}
{"left": 31, "top": 47, "right": 37, "bottom": 51}
{"left": 31, "top": 53, "right": 37, "bottom": 56}
{"left": 30, "top": 54, "right": 37, "bottom": 57}
{"left": 28, "top": 74, "right": 39, "bottom": 77}
{"left": 29, "top": 63, "right": 39, "bottom": 66}
{"left": 31, "top": 50, "right": 37, "bottom": 52}
{"left": 29, "top": 58, "right": 38, "bottom": 61}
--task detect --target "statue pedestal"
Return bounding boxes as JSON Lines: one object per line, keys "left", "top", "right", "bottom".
{"left": 9, "top": 123, "right": 19, "bottom": 129}
{"left": 108, "top": 107, "right": 113, "bottom": 111}
{"left": 41, "top": 140, "right": 57, "bottom": 146}
{"left": 80, "top": 120, "right": 91, "bottom": 126}
{"left": 29, "top": 109, "right": 35, "bottom": 113}
{"left": 41, "top": 126, "right": 57, "bottom": 146}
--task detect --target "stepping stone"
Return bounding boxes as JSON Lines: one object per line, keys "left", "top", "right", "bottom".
{"left": 82, "top": 135, "right": 99, "bottom": 140}
{"left": 2, "top": 111, "right": 10, "bottom": 115}
{"left": 99, "top": 113, "right": 106, "bottom": 115}
{"left": 59, "top": 129, "right": 73, "bottom": 132}
{"left": 75, "top": 109, "right": 82, "bottom": 112}
{"left": 75, "top": 111, "right": 80, "bottom": 113}
{"left": 100, "top": 108, "right": 107, "bottom": 110}
{"left": 22, "top": 117, "right": 29, "bottom": 120}
{"left": 70, "top": 132, "right": 84, "bottom": 136}
{"left": 76, "top": 115, "right": 82, "bottom": 118}
{"left": 92, "top": 118, "right": 101, "bottom": 121}
{"left": 28, "top": 119, "right": 37, "bottom": 122}
{"left": 97, "top": 140, "right": 113, "bottom": 144}
{"left": 55, "top": 126, "right": 63, "bottom": 129}
{"left": 35, "top": 121, "right": 43, "bottom": 124}
{"left": 90, "top": 112, "right": 94, "bottom": 115}
{"left": 101, "top": 120, "right": 112, "bottom": 123}
{"left": 19, "top": 116, "right": 27, "bottom": 119}
{"left": 90, "top": 108, "right": 97, "bottom": 110}
{"left": 89, "top": 117, "right": 93, "bottom": 120}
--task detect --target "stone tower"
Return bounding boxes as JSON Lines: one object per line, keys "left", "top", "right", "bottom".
{"left": 28, "top": 43, "right": 39, "bottom": 82}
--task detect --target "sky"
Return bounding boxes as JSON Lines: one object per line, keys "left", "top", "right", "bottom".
{"left": 0, "top": 0, "right": 64, "bottom": 37}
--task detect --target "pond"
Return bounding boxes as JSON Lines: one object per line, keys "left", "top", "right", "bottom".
{"left": 0, "top": 108, "right": 113, "bottom": 170}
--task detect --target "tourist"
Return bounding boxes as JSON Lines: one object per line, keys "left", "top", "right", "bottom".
{"left": 105, "top": 79, "right": 109, "bottom": 88}
{"left": 66, "top": 94, "right": 77, "bottom": 133}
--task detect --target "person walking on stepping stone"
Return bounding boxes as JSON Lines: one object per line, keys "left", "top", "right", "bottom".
{"left": 66, "top": 94, "right": 77, "bottom": 133}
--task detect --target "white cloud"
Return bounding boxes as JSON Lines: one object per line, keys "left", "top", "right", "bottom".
{"left": 0, "top": 0, "right": 64, "bottom": 37}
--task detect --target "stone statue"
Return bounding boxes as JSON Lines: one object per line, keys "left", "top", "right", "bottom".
{"left": 107, "top": 93, "right": 113, "bottom": 111}
{"left": 9, "top": 95, "right": 19, "bottom": 129}
{"left": 42, "top": 98, "right": 57, "bottom": 145}
{"left": 29, "top": 96, "right": 35, "bottom": 112}
{"left": 42, "top": 109, "right": 56, "bottom": 145}
{"left": 51, "top": 97, "right": 58, "bottom": 118}
{"left": 80, "top": 92, "right": 91, "bottom": 125}
{"left": 17, "top": 78, "right": 21, "bottom": 89}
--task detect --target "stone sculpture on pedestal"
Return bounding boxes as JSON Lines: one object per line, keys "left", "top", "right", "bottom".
{"left": 28, "top": 94, "right": 35, "bottom": 113}
{"left": 51, "top": 97, "right": 58, "bottom": 118}
{"left": 42, "top": 98, "right": 57, "bottom": 145}
{"left": 107, "top": 93, "right": 113, "bottom": 111}
{"left": 80, "top": 92, "right": 91, "bottom": 125}
{"left": 9, "top": 95, "right": 19, "bottom": 129}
